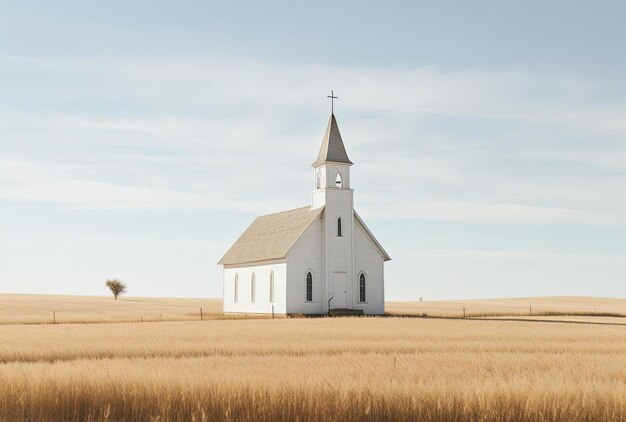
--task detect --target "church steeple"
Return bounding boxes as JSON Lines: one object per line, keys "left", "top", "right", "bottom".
{"left": 312, "top": 114, "right": 353, "bottom": 166}
{"left": 311, "top": 112, "right": 353, "bottom": 209}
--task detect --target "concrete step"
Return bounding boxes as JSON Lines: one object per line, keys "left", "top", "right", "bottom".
{"left": 328, "top": 308, "right": 365, "bottom": 316}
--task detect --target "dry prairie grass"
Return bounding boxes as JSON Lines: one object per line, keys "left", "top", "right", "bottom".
{"left": 2, "top": 317, "right": 626, "bottom": 421}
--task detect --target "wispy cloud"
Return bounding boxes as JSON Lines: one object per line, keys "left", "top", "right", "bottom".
{"left": 1, "top": 56, "right": 625, "bottom": 224}
{"left": 408, "top": 249, "right": 626, "bottom": 261}
{"left": 3, "top": 55, "right": 626, "bottom": 125}
{"left": 359, "top": 199, "right": 626, "bottom": 225}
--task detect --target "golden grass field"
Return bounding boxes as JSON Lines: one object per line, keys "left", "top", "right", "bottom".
{"left": 1, "top": 295, "right": 626, "bottom": 421}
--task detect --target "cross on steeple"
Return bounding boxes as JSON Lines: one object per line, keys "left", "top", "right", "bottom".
{"left": 327, "top": 90, "right": 338, "bottom": 115}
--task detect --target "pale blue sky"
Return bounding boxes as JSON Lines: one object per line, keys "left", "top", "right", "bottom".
{"left": 1, "top": 1, "right": 625, "bottom": 300}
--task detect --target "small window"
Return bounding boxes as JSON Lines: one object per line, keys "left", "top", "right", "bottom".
{"left": 335, "top": 172, "right": 343, "bottom": 188}
{"left": 306, "top": 271, "right": 313, "bottom": 302}
{"left": 234, "top": 274, "right": 239, "bottom": 303}
{"left": 251, "top": 273, "right": 256, "bottom": 303}
{"left": 269, "top": 270, "right": 274, "bottom": 303}
{"left": 359, "top": 273, "right": 366, "bottom": 303}
{"left": 337, "top": 217, "right": 342, "bottom": 237}
{"left": 316, "top": 170, "right": 321, "bottom": 189}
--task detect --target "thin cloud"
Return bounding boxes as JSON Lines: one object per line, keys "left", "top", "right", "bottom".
{"left": 359, "top": 199, "right": 626, "bottom": 225}
{"left": 409, "top": 249, "right": 626, "bottom": 261}
{"left": 1, "top": 56, "right": 625, "bottom": 225}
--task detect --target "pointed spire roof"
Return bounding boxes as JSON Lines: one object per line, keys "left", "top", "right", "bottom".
{"left": 312, "top": 114, "right": 353, "bottom": 166}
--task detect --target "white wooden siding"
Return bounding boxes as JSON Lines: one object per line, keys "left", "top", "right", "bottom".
{"left": 322, "top": 188, "right": 354, "bottom": 312}
{"left": 223, "top": 263, "right": 286, "bottom": 314}
{"left": 222, "top": 211, "right": 386, "bottom": 315}
{"left": 285, "top": 216, "right": 323, "bottom": 314}
{"left": 353, "top": 219, "right": 385, "bottom": 314}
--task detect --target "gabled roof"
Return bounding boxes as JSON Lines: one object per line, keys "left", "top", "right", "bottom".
{"left": 312, "top": 114, "right": 353, "bottom": 166}
{"left": 354, "top": 211, "right": 392, "bottom": 261}
{"left": 218, "top": 205, "right": 390, "bottom": 266}
{"left": 218, "top": 206, "right": 324, "bottom": 265}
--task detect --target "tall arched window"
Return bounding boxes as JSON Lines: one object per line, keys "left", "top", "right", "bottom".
{"left": 337, "top": 217, "right": 342, "bottom": 237}
{"left": 359, "top": 273, "right": 366, "bottom": 303}
{"left": 335, "top": 172, "right": 343, "bottom": 188}
{"left": 316, "top": 170, "right": 321, "bottom": 189}
{"left": 306, "top": 271, "right": 313, "bottom": 302}
{"left": 251, "top": 272, "right": 256, "bottom": 303}
{"left": 269, "top": 270, "right": 274, "bottom": 303}
{"left": 234, "top": 274, "right": 239, "bottom": 303}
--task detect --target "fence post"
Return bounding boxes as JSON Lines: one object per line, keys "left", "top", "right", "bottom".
{"left": 200, "top": 307, "right": 203, "bottom": 320}
{"left": 53, "top": 311, "right": 56, "bottom": 324}
{"left": 529, "top": 306, "right": 532, "bottom": 316}
{"left": 463, "top": 307, "right": 466, "bottom": 318}
{"left": 272, "top": 305, "right": 275, "bottom": 319}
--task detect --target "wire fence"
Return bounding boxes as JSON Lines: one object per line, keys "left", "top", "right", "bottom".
{"left": 0, "top": 307, "right": 282, "bottom": 325}
{"left": 386, "top": 301, "right": 626, "bottom": 318}
{"left": 2, "top": 297, "right": 625, "bottom": 324}
{"left": 2, "top": 306, "right": 196, "bottom": 325}
{"left": 0, "top": 297, "right": 279, "bottom": 325}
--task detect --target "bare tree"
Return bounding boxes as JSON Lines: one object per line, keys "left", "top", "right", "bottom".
{"left": 105, "top": 278, "right": 127, "bottom": 300}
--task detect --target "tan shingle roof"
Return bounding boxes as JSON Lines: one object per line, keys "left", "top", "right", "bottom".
{"left": 312, "top": 114, "right": 353, "bottom": 166}
{"left": 218, "top": 206, "right": 324, "bottom": 265}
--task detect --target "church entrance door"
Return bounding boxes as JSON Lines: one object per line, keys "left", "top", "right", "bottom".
{"left": 332, "top": 272, "right": 347, "bottom": 308}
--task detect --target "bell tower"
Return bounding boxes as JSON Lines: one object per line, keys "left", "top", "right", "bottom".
{"left": 310, "top": 104, "right": 356, "bottom": 311}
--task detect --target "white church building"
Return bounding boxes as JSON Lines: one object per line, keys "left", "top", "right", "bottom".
{"left": 218, "top": 112, "right": 390, "bottom": 315}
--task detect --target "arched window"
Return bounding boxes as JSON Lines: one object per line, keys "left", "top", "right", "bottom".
{"left": 234, "top": 274, "right": 239, "bottom": 303}
{"left": 359, "top": 273, "right": 366, "bottom": 303}
{"left": 337, "top": 217, "right": 342, "bottom": 237}
{"left": 269, "top": 270, "right": 274, "bottom": 303}
{"left": 316, "top": 170, "right": 321, "bottom": 189}
{"left": 306, "top": 271, "right": 313, "bottom": 302}
{"left": 251, "top": 272, "right": 256, "bottom": 303}
{"left": 335, "top": 172, "right": 343, "bottom": 188}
